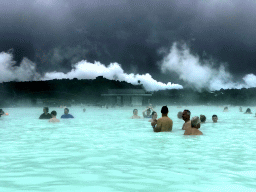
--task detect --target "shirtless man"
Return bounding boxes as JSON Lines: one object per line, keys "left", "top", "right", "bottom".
{"left": 131, "top": 109, "right": 141, "bottom": 119}
{"left": 212, "top": 115, "right": 218, "bottom": 123}
{"left": 184, "top": 116, "right": 203, "bottom": 135}
{"left": 49, "top": 111, "right": 60, "bottom": 123}
{"left": 200, "top": 115, "right": 206, "bottom": 123}
{"left": 182, "top": 110, "right": 191, "bottom": 130}
{"left": 151, "top": 106, "right": 173, "bottom": 132}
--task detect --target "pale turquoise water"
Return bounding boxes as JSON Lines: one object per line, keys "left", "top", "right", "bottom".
{"left": 1, "top": 106, "right": 256, "bottom": 191}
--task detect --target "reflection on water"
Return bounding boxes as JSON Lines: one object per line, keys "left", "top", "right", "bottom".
{"left": 0, "top": 106, "right": 256, "bottom": 191}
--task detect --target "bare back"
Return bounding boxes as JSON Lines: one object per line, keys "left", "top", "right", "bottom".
{"left": 154, "top": 116, "right": 173, "bottom": 132}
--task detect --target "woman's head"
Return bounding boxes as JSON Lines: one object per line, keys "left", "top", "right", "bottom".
{"left": 152, "top": 111, "right": 157, "bottom": 119}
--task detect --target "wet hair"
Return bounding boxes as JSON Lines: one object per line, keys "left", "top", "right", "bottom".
{"left": 44, "top": 107, "right": 49, "bottom": 112}
{"left": 133, "top": 109, "right": 138, "bottom": 113}
{"left": 245, "top": 108, "right": 251, "bottom": 113}
{"left": 184, "top": 109, "right": 191, "bottom": 116}
{"left": 64, "top": 108, "right": 69, "bottom": 112}
{"left": 152, "top": 111, "right": 156, "bottom": 116}
{"left": 212, "top": 114, "right": 218, "bottom": 118}
{"left": 147, "top": 108, "right": 151, "bottom": 112}
{"left": 51, "top": 111, "right": 57, "bottom": 116}
{"left": 161, "top": 106, "right": 168, "bottom": 114}
{"left": 191, "top": 116, "right": 200, "bottom": 127}
{"left": 200, "top": 115, "right": 206, "bottom": 123}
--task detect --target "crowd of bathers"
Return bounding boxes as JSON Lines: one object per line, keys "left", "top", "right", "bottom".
{"left": 131, "top": 105, "right": 256, "bottom": 135}
{"left": 39, "top": 107, "right": 75, "bottom": 122}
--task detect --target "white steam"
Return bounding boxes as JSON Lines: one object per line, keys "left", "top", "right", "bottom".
{"left": 160, "top": 43, "right": 256, "bottom": 90}
{"left": 0, "top": 51, "right": 40, "bottom": 82}
{"left": 43, "top": 60, "right": 183, "bottom": 91}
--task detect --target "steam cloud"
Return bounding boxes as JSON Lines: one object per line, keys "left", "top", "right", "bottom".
{"left": 43, "top": 60, "right": 183, "bottom": 91}
{"left": 160, "top": 43, "right": 256, "bottom": 91}
{"left": 0, "top": 51, "right": 40, "bottom": 82}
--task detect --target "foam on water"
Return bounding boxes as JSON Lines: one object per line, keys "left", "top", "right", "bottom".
{"left": 0, "top": 106, "right": 256, "bottom": 191}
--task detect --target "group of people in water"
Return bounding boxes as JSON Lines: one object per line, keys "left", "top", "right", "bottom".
{"left": 39, "top": 107, "right": 74, "bottom": 122}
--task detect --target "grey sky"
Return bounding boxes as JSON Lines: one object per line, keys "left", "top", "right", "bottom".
{"left": 1, "top": 0, "right": 256, "bottom": 85}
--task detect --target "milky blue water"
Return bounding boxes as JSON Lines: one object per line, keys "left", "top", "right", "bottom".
{"left": 1, "top": 106, "right": 256, "bottom": 191}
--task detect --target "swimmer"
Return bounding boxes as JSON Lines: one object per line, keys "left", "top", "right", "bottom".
{"left": 223, "top": 107, "right": 228, "bottom": 112}
{"left": 151, "top": 106, "right": 173, "bottom": 132}
{"left": 49, "top": 111, "right": 60, "bottom": 123}
{"left": 177, "top": 111, "right": 183, "bottom": 119}
{"left": 61, "top": 108, "right": 74, "bottom": 118}
{"left": 212, "top": 115, "right": 218, "bottom": 123}
{"left": 149, "top": 112, "right": 158, "bottom": 129}
{"left": 39, "top": 107, "right": 52, "bottom": 119}
{"left": 131, "top": 109, "right": 141, "bottom": 119}
{"left": 182, "top": 109, "right": 191, "bottom": 130}
{"left": 244, "top": 108, "right": 252, "bottom": 114}
{"left": 239, "top": 107, "right": 243, "bottom": 112}
{"left": 200, "top": 115, "right": 206, "bottom": 123}
{"left": 184, "top": 116, "right": 203, "bottom": 135}
{"left": 143, "top": 108, "right": 152, "bottom": 118}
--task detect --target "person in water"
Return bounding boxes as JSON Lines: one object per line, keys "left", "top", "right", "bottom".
{"left": 200, "top": 115, "right": 206, "bottom": 123}
{"left": 131, "top": 109, "right": 141, "bottom": 119}
{"left": 0, "top": 109, "right": 5, "bottom": 117}
{"left": 223, "top": 107, "right": 228, "bottom": 112}
{"left": 49, "top": 111, "right": 60, "bottom": 123}
{"left": 151, "top": 106, "right": 173, "bottom": 132}
{"left": 182, "top": 110, "right": 191, "bottom": 130}
{"left": 239, "top": 107, "right": 243, "bottom": 112}
{"left": 149, "top": 111, "right": 157, "bottom": 123}
{"left": 83, "top": 108, "right": 86, "bottom": 112}
{"left": 244, "top": 108, "right": 252, "bottom": 114}
{"left": 143, "top": 106, "right": 155, "bottom": 118}
{"left": 184, "top": 116, "right": 203, "bottom": 135}
{"left": 39, "top": 107, "right": 52, "bottom": 119}
{"left": 177, "top": 111, "right": 183, "bottom": 119}
{"left": 61, "top": 108, "right": 74, "bottom": 118}
{"left": 212, "top": 115, "right": 218, "bottom": 123}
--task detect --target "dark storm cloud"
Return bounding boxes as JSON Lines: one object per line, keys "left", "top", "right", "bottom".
{"left": 0, "top": 0, "right": 256, "bottom": 87}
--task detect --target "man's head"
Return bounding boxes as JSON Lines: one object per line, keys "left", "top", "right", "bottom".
{"left": 200, "top": 115, "right": 206, "bottom": 123}
{"left": 182, "top": 110, "right": 191, "bottom": 121}
{"left": 51, "top": 110, "right": 57, "bottom": 117}
{"left": 64, "top": 108, "right": 69, "bottom": 114}
{"left": 161, "top": 106, "right": 168, "bottom": 115}
{"left": 212, "top": 115, "right": 218, "bottom": 123}
{"left": 147, "top": 108, "right": 151, "bottom": 115}
{"left": 177, "top": 111, "right": 183, "bottom": 119}
{"left": 191, "top": 116, "right": 201, "bottom": 129}
{"left": 245, "top": 108, "right": 251, "bottom": 113}
{"left": 152, "top": 111, "right": 157, "bottom": 119}
{"left": 133, "top": 109, "right": 138, "bottom": 115}
{"left": 43, "top": 107, "right": 49, "bottom": 113}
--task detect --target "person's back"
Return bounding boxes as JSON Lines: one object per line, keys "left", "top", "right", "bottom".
{"left": 155, "top": 116, "right": 173, "bottom": 132}
{"left": 184, "top": 116, "right": 203, "bottom": 135}
{"left": 49, "top": 111, "right": 60, "bottom": 123}
{"left": 152, "top": 106, "right": 173, "bottom": 132}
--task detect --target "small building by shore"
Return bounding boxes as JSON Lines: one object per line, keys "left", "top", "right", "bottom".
{"left": 101, "top": 89, "right": 152, "bottom": 106}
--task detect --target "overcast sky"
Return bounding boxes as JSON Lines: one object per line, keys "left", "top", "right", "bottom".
{"left": 1, "top": 0, "right": 256, "bottom": 90}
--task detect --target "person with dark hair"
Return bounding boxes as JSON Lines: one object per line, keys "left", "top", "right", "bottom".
{"left": 143, "top": 106, "right": 155, "bottom": 118}
{"left": 244, "top": 108, "right": 252, "bottom": 114}
{"left": 223, "top": 107, "right": 228, "bottom": 112}
{"left": 149, "top": 111, "right": 158, "bottom": 123}
{"left": 212, "top": 115, "right": 218, "bottom": 123}
{"left": 61, "top": 108, "right": 74, "bottom": 118}
{"left": 49, "top": 111, "right": 60, "bottom": 122}
{"left": 182, "top": 109, "right": 191, "bottom": 130}
{"left": 184, "top": 116, "right": 203, "bottom": 135}
{"left": 39, "top": 107, "right": 52, "bottom": 119}
{"left": 131, "top": 109, "right": 141, "bottom": 119}
{"left": 200, "top": 115, "right": 206, "bottom": 123}
{"left": 0, "top": 109, "right": 5, "bottom": 117}
{"left": 151, "top": 106, "right": 173, "bottom": 132}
